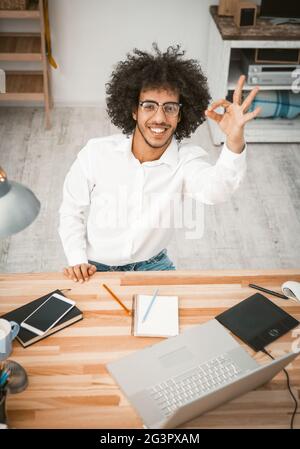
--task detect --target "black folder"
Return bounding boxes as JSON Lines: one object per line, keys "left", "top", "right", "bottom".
{"left": 1, "top": 289, "right": 83, "bottom": 347}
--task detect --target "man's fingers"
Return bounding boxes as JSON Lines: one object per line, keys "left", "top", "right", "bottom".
{"left": 70, "top": 267, "right": 78, "bottom": 282}
{"left": 64, "top": 267, "right": 77, "bottom": 282}
{"left": 81, "top": 264, "right": 90, "bottom": 281}
{"left": 233, "top": 74, "right": 246, "bottom": 105}
{"left": 73, "top": 265, "right": 85, "bottom": 283}
{"left": 206, "top": 99, "right": 231, "bottom": 122}
{"left": 205, "top": 109, "right": 223, "bottom": 123}
{"left": 242, "top": 86, "right": 259, "bottom": 112}
{"left": 63, "top": 268, "right": 70, "bottom": 279}
{"left": 63, "top": 267, "right": 72, "bottom": 279}
{"left": 207, "top": 99, "right": 231, "bottom": 112}
{"left": 63, "top": 264, "right": 97, "bottom": 283}
{"left": 244, "top": 106, "right": 261, "bottom": 123}
{"left": 88, "top": 265, "right": 97, "bottom": 276}
{"left": 81, "top": 263, "right": 96, "bottom": 281}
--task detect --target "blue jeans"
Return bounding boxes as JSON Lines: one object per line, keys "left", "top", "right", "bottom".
{"left": 88, "top": 249, "right": 176, "bottom": 272}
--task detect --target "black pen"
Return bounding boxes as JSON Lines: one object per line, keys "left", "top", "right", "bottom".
{"left": 249, "top": 283, "right": 289, "bottom": 300}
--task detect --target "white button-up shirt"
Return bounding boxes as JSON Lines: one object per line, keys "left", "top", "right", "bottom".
{"left": 59, "top": 133, "right": 246, "bottom": 266}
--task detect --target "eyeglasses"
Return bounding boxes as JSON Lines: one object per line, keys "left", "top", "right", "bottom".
{"left": 139, "top": 100, "right": 182, "bottom": 117}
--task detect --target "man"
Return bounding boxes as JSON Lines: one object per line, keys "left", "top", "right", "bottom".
{"left": 59, "top": 44, "right": 260, "bottom": 282}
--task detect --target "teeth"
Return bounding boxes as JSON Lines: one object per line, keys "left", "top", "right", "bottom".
{"left": 150, "top": 128, "right": 166, "bottom": 134}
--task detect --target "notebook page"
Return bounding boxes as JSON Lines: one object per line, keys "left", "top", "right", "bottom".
{"left": 135, "top": 295, "right": 178, "bottom": 337}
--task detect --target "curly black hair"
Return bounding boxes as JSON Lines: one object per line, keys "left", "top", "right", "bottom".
{"left": 105, "top": 43, "right": 211, "bottom": 142}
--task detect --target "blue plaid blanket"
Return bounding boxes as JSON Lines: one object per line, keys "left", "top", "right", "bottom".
{"left": 248, "top": 90, "right": 300, "bottom": 119}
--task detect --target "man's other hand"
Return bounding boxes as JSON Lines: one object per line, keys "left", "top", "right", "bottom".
{"left": 63, "top": 263, "right": 97, "bottom": 283}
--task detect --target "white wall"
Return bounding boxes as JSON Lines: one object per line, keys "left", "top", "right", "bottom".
{"left": 1, "top": 0, "right": 262, "bottom": 106}
{"left": 48, "top": 0, "right": 217, "bottom": 105}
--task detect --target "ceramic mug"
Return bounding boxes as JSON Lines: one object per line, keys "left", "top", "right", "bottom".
{"left": 0, "top": 319, "right": 20, "bottom": 361}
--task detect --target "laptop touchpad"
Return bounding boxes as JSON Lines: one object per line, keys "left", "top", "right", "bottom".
{"left": 158, "top": 346, "right": 194, "bottom": 368}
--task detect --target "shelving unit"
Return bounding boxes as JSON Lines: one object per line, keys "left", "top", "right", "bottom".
{"left": 227, "top": 59, "right": 297, "bottom": 91}
{"left": 207, "top": 6, "right": 300, "bottom": 144}
{"left": 0, "top": 0, "right": 52, "bottom": 128}
{"left": 4, "top": 71, "right": 43, "bottom": 100}
{"left": 0, "top": 33, "right": 42, "bottom": 61}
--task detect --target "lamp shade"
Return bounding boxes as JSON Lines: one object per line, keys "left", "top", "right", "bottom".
{"left": 0, "top": 168, "right": 40, "bottom": 238}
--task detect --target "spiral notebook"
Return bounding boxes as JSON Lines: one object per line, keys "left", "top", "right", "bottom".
{"left": 132, "top": 294, "right": 179, "bottom": 337}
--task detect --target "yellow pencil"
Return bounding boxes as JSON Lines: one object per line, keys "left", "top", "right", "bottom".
{"left": 102, "top": 284, "right": 132, "bottom": 316}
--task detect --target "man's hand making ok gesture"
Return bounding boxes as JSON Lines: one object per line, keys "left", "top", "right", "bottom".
{"left": 205, "top": 75, "right": 261, "bottom": 153}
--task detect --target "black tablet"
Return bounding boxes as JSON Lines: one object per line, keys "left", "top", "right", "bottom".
{"left": 216, "top": 293, "right": 299, "bottom": 351}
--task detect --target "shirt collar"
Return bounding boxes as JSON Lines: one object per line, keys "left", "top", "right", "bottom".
{"left": 116, "top": 134, "right": 179, "bottom": 168}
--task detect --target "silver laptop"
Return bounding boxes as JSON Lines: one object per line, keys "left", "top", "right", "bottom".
{"left": 107, "top": 319, "right": 299, "bottom": 429}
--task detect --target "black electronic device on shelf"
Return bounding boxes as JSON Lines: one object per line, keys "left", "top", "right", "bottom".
{"left": 260, "top": 0, "right": 300, "bottom": 24}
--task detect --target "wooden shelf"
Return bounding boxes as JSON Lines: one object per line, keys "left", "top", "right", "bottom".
{"left": 0, "top": 33, "right": 42, "bottom": 61}
{"left": 244, "top": 116, "right": 300, "bottom": 142}
{"left": 0, "top": 71, "right": 44, "bottom": 101}
{"left": 210, "top": 5, "right": 300, "bottom": 41}
{"left": 0, "top": 0, "right": 39, "bottom": 19}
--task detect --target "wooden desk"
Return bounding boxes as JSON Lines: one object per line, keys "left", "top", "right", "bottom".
{"left": 0, "top": 270, "right": 300, "bottom": 429}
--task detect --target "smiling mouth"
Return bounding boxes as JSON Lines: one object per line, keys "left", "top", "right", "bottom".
{"left": 148, "top": 126, "right": 169, "bottom": 136}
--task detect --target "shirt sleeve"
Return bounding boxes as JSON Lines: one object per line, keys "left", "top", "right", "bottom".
{"left": 58, "top": 143, "right": 95, "bottom": 266}
{"left": 182, "top": 142, "right": 247, "bottom": 205}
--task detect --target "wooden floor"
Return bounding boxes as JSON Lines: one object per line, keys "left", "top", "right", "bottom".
{"left": 0, "top": 106, "right": 300, "bottom": 273}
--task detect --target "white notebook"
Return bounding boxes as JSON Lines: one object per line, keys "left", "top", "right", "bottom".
{"left": 132, "top": 294, "right": 179, "bottom": 337}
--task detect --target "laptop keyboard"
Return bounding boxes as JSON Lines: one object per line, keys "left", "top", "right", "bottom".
{"left": 148, "top": 354, "right": 243, "bottom": 417}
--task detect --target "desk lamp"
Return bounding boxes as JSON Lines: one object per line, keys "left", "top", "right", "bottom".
{"left": 0, "top": 166, "right": 40, "bottom": 394}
